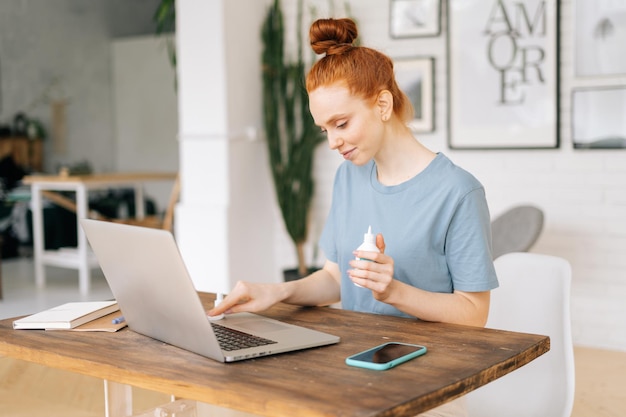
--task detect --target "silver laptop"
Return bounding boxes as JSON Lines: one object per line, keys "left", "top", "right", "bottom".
{"left": 80, "top": 219, "right": 339, "bottom": 362}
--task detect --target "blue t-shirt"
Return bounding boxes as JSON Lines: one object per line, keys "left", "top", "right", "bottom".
{"left": 319, "top": 153, "right": 499, "bottom": 318}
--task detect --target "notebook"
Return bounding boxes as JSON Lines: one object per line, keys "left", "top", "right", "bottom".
{"left": 13, "top": 301, "right": 119, "bottom": 330}
{"left": 80, "top": 219, "right": 339, "bottom": 362}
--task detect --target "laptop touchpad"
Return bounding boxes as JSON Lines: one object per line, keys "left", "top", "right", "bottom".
{"left": 236, "top": 320, "right": 289, "bottom": 333}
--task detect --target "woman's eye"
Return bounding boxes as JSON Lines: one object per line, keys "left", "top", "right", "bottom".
{"left": 337, "top": 122, "right": 347, "bottom": 129}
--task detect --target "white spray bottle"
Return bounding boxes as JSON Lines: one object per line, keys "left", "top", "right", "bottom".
{"left": 354, "top": 225, "right": 379, "bottom": 287}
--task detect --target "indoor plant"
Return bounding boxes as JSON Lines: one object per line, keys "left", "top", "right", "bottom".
{"left": 153, "top": 0, "right": 176, "bottom": 88}
{"left": 261, "top": 0, "right": 325, "bottom": 279}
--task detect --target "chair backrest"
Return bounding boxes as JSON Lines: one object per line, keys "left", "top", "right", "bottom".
{"left": 466, "top": 252, "right": 575, "bottom": 417}
{"left": 161, "top": 173, "right": 180, "bottom": 232}
{"left": 491, "top": 205, "right": 544, "bottom": 259}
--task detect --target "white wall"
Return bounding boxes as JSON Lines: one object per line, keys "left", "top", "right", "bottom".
{"left": 269, "top": 0, "right": 626, "bottom": 352}
{"left": 111, "top": 35, "right": 179, "bottom": 211}
{"left": 0, "top": 0, "right": 160, "bottom": 174}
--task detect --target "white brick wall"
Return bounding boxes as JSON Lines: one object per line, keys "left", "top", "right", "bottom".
{"left": 274, "top": 0, "right": 626, "bottom": 351}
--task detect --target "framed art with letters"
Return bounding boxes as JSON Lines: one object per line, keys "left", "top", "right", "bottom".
{"left": 447, "top": 0, "right": 560, "bottom": 149}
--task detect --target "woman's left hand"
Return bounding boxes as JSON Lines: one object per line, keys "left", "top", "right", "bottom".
{"left": 349, "top": 234, "right": 396, "bottom": 301}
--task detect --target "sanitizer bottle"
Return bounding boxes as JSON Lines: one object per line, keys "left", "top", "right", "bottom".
{"left": 354, "top": 226, "right": 379, "bottom": 287}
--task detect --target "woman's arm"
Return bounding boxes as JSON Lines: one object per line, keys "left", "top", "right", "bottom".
{"left": 378, "top": 280, "right": 490, "bottom": 327}
{"left": 283, "top": 260, "right": 342, "bottom": 306}
{"left": 208, "top": 260, "right": 341, "bottom": 316}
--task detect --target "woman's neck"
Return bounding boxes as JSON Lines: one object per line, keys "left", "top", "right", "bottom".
{"left": 374, "top": 127, "right": 436, "bottom": 186}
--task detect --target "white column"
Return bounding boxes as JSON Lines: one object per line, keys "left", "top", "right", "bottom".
{"left": 175, "top": 0, "right": 275, "bottom": 295}
{"left": 176, "top": 0, "right": 229, "bottom": 294}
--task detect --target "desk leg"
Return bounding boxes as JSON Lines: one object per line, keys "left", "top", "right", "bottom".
{"left": 76, "top": 185, "right": 91, "bottom": 295}
{"left": 31, "top": 184, "right": 46, "bottom": 289}
{"left": 134, "top": 184, "right": 145, "bottom": 219}
{"left": 104, "top": 380, "right": 133, "bottom": 417}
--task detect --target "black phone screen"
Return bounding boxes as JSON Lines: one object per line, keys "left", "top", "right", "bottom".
{"left": 351, "top": 343, "right": 425, "bottom": 364}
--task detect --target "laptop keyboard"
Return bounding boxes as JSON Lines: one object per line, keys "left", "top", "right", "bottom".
{"left": 211, "top": 322, "right": 278, "bottom": 351}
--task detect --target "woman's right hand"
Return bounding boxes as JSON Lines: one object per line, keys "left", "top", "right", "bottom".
{"left": 207, "top": 261, "right": 342, "bottom": 318}
{"left": 207, "top": 281, "right": 287, "bottom": 317}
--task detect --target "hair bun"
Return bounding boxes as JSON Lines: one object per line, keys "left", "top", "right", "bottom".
{"left": 309, "top": 18, "right": 358, "bottom": 56}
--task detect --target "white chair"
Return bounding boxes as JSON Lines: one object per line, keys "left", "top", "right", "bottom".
{"left": 466, "top": 252, "right": 575, "bottom": 417}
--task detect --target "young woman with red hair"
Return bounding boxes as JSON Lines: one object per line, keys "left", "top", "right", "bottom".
{"left": 211, "top": 18, "right": 498, "bottom": 416}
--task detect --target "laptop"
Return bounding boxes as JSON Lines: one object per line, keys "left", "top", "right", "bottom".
{"left": 80, "top": 219, "right": 340, "bottom": 362}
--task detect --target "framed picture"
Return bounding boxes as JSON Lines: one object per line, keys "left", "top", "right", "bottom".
{"left": 394, "top": 57, "right": 435, "bottom": 132}
{"left": 572, "top": 86, "right": 626, "bottom": 149}
{"left": 389, "top": 0, "right": 442, "bottom": 38}
{"left": 574, "top": 0, "right": 626, "bottom": 77}
{"left": 447, "top": 0, "right": 560, "bottom": 149}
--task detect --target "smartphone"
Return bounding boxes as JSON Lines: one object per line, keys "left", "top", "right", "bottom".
{"left": 345, "top": 342, "right": 427, "bottom": 371}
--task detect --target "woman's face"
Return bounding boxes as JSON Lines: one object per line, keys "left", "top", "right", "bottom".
{"left": 309, "top": 83, "right": 384, "bottom": 166}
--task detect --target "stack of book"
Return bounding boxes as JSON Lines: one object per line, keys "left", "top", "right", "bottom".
{"left": 12, "top": 300, "right": 123, "bottom": 331}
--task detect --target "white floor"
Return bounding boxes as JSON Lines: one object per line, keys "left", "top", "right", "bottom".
{"left": 0, "top": 257, "right": 113, "bottom": 320}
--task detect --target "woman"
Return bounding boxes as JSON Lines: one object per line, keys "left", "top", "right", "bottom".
{"left": 210, "top": 17, "right": 498, "bottom": 416}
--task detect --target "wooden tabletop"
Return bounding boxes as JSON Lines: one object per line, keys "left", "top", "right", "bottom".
{"left": 22, "top": 172, "right": 177, "bottom": 185}
{"left": 0, "top": 293, "right": 549, "bottom": 417}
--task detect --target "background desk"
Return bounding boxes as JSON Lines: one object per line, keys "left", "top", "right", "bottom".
{"left": 23, "top": 172, "right": 177, "bottom": 295}
{"left": 0, "top": 293, "right": 550, "bottom": 417}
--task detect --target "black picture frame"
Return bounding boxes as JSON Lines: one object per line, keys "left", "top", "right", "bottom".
{"left": 389, "top": 0, "right": 442, "bottom": 38}
{"left": 571, "top": 86, "right": 626, "bottom": 149}
{"left": 447, "top": 0, "right": 560, "bottom": 149}
{"left": 574, "top": 0, "right": 626, "bottom": 77}
{"left": 394, "top": 56, "right": 435, "bottom": 132}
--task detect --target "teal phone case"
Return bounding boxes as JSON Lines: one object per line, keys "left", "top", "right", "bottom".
{"left": 345, "top": 342, "right": 427, "bottom": 370}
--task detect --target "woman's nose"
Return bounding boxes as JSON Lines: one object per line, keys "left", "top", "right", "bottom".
{"left": 327, "top": 133, "right": 343, "bottom": 150}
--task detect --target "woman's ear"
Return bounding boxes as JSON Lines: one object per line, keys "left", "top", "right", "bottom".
{"left": 377, "top": 90, "right": 393, "bottom": 121}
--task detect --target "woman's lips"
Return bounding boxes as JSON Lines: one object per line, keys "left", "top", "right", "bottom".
{"left": 341, "top": 148, "right": 356, "bottom": 160}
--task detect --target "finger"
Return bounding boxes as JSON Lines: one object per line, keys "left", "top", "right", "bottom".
{"left": 349, "top": 272, "right": 371, "bottom": 288}
{"left": 349, "top": 267, "right": 379, "bottom": 283}
{"left": 208, "top": 287, "right": 247, "bottom": 316}
{"left": 352, "top": 250, "right": 382, "bottom": 264}
{"left": 349, "top": 260, "right": 378, "bottom": 275}
{"left": 376, "top": 233, "right": 386, "bottom": 254}
{"left": 207, "top": 299, "right": 232, "bottom": 316}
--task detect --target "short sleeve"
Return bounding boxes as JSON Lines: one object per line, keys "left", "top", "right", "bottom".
{"left": 445, "top": 187, "right": 499, "bottom": 292}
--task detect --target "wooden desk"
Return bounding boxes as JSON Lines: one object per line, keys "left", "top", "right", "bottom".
{"left": 22, "top": 172, "right": 177, "bottom": 295}
{"left": 0, "top": 293, "right": 550, "bottom": 417}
